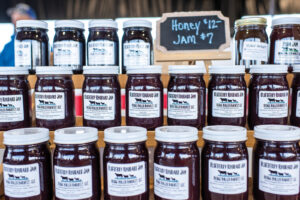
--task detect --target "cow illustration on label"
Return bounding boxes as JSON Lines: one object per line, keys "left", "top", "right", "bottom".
{"left": 135, "top": 98, "right": 153, "bottom": 104}
{"left": 171, "top": 99, "right": 189, "bottom": 106}
{"left": 92, "top": 48, "right": 106, "bottom": 55}
{"left": 38, "top": 100, "right": 55, "bottom": 105}
{"left": 7, "top": 174, "right": 29, "bottom": 180}
{"left": 0, "top": 103, "right": 15, "bottom": 108}
{"left": 114, "top": 173, "right": 137, "bottom": 179}
{"left": 127, "top": 49, "right": 144, "bottom": 57}
{"left": 57, "top": 49, "right": 72, "bottom": 56}
{"left": 268, "top": 170, "right": 291, "bottom": 177}
{"left": 89, "top": 100, "right": 107, "bottom": 107}
{"left": 217, "top": 170, "right": 240, "bottom": 177}
{"left": 60, "top": 176, "right": 82, "bottom": 183}
{"left": 158, "top": 173, "right": 178, "bottom": 182}
{"left": 220, "top": 98, "right": 239, "bottom": 103}
{"left": 268, "top": 98, "right": 285, "bottom": 103}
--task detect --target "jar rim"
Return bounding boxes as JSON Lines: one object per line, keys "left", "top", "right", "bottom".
{"left": 89, "top": 19, "right": 118, "bottom": 29}
{"left": 203, "top": 125, "right": 247, "bottom": 142}
{"left": 0, "top": 67, "right": 28, "bottom": 75}
{"left": 155, "top": 126, "right": 198, "bottom": 143}
{"left": 169, "top": 65, "right": 206, "bottom": 74}
{"left": 16, "top": 20, "right": 48, "bottom": 30}
{"left": 235, "top": 17, "right": 267, "bottom": 27}
{"left": 123, "top": 19, "right": 152, "bottom": 29}
{"left": 254, "top": 125, "right": 300, "bottom": 141}
{"left": 55, "top": 20, "right": 85, "bottom": 30}
{"left": 104, "top": 126, "right": 147, "bottom": 144}
{"left": 36, "top": 66, "right": 73, "bottom": 75}
{"left": 272, "top": 16, "right": 300, "bottom": 27}
{"left": 250, "top": 65, "right": 287, "bottom": 74}
{"left": 209, "top": 65, "right": 245, "bottom": 74}
{"left": 4, "top": 128, "right": 49, "bottom": 145}
{"left": 127, "top": 65, "right": 162, "bottom": 74}
{"left": 83, "top": 66, "right": 119, "bottom": 74}
{"left": 54, "top": 127, "right": 98, "bottom": 144}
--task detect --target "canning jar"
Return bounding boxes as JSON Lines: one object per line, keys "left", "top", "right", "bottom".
{"left": 291, "top": 65, "right": 300, "bottom": 126}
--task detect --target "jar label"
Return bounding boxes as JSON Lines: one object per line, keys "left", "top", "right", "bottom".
{"left": 212, "top": 90, "right": 245, "bottom": 118}
{"left": 129, "top": 91, "right": 160, "bottom": 118}
{"left": 0, "top": 95, "right": 24, "bottom": 122}
{"left": 3, "top": 163, "right": 40, "bottom": 198}
{"left": 242, "top": 40, "right": 268, "bottom": 62}
{"left": 274, "top": 39, "right": 300, "bottom": 64}
{"left": 35, "top": 92, "right": 65, "bottom": 120}
{"left": 107, "top": 161, "right": 146, "bottom": 197}
{"left": 54, "top": 40, "right": 82, "bottom": 65}
{"left": 296, "top": 91, "right": 300, "bottom": 117}
{"left": 258, "top": 90, "right": 289, "bottom": 118}
{"left": 259, "top": 159, "right": 300, "bottom": 195}
{"left": 54, "top": 165, "right": 92, "bottom": 199}
{"left": 167, "top": 92, "right": 198, "bottom": 119}
{"left": 154, "top": 163, "right": 189, "bottom": 199}
{"left": 88, "top": 40, "right": 115, "bottom": 65}
{"left": 123, "top": 40, "right": 151, "bottom": 68}
{"left": 83, "top": 92, "right": 115, "bottom": 120}
{"left": 208, "top": 159, "right": 247, "bottom": 194}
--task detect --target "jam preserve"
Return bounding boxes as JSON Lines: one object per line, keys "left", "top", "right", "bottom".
{"left": 248, "top": 65, "right": 289, "bottom": 129}
{"left": 3, "top": 128, "right": 52, "bottom": 200}
{"left": 202, "top": 125, "right": 248, "bottom": 200}
{"left": 83, "top": 66, "right": 121, "bottom": 130}
{"left": 126, "top": 65, "right": 163, "bottom": 130}
{"left": 53, "top": 127, "right": 101, "bottom": 200}
{"left": 154, "top": 126, "right": 200, "bottom": 200}
{"left": 35, "top": 67, "right": 75, "bottom": 130}
{"left": 167, "top": 65, "right": 206, "bottom": 129}
{"left": 103, "top": 126, "right": 149, "bottom": 199}
{"left": 15, "top": 20, "right": 49, "bottom": 74}
{"left": 291, "top": 65, "right": 300, "bottom": 126}
{"left": 207, "top": 65, "right": 246, "bottom": 126}
{"left": 253, "top": 125, "right": 300, "bottom": 200}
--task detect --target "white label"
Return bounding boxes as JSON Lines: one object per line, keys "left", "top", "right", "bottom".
{"left": 35, "top": 92, "right": 65, "bottom": 120}
{"left": 154, "top": 164, "right": 189, "bottom": 199}
{"left": 258, "top": 91, "right": 289, "bottom": 118}
{"left": 296, "top": 91, "right": 300, "bottom": 117}
{"left": 259, "top": 159, "right": 299, "bottom": 195}
{"left": 212, "top": 90, "right": 245, "bottom": 118}
{"left": 0, "top": 95, "right": 24, "bottom": 122}
{"left": 123, "top": 40, "right": 150, "bottom": 67}
{"left": 54, "top": 41, "right": 81, "bottom": 65}
{"left": 242, "top": 41, "right": 268, "bottom": 61}
{"left": 274, "top": 39, "right": 300, "bottom": 64}
{"left": 3, "top": 163, "right": 40, "bottom": 198}
{"left": 54, "top": 165, "right": 92, "bottom": 199}
{"left": 88, "top": 40, "right": 115, "bottom": 65}
{"left": 209, "top": 159, "right": 247, "bottom": 194}
{"left": 83, "top": 92, "right": 115, "bottom": 120}
{"left": 107, "top": 161, "right": 146, "bottom": 197}
{"left": 15, "top": 40, "right": 31, "bottom": 66}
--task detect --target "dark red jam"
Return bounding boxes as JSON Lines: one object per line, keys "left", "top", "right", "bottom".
{"left": 291, "top": 66, "right": 300, "bottom": 126}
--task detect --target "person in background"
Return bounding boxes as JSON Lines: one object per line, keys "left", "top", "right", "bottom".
{"left": 0, "top": 3, "right": 37, "bottom": 66}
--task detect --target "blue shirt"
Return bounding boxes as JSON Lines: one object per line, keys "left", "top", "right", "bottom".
{"left": 0, "top": 35, "right": 15, "bottom": 66}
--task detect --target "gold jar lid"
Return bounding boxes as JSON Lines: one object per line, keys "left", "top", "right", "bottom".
{"left": 235, "top": 17, "right": 267, "bottom": 27}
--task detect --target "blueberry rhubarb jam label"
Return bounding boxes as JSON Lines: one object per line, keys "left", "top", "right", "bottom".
{"left": 54, "top": 40, "right": 82, "bottom": 66}
{"left": 123, "top": 40, "right": 151, "bottom": 67}
{"left": 0, "top": 95, "right": 24, "bottom": 122}
{"left": 88, "top": 40, "right": 115, "bottom": 65}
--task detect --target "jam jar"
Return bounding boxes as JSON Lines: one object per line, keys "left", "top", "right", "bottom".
{"left": 126, "top": 65, "right": 163, "bottom": 130}
{"left": 15, "top": 20, "right": 49, "bottom": 74}
{"left": 82, "top": 66, "right": 121, "bottom": 130}
{"left": 53, "top": 20, "right": 85, "bottom": 74}
{"left": 103, "top": 126, "right": 149, "bottom": 199}
{"left": 154, "top": 126, "right": 200, "bottom": 200}
{"left": 87, "top": 19, "right": 119, "bottom": 66}
{"left": 202, "top": 125, "right": 248, "bottom": 200}
{"left": 248, "top": 65, "right": 289, "bottom": 129}
{"left": 53, "top": 127, "right": 101, "bottom": 200}
{"left": 3, "top": 128, "right": 52, "bottom": 200}
{"left": 234, "top": 17, "right": 268, "bottom": 73}
{"left": 35, "top": 67, "right": 75, "bottom": 130}
{"left": 253, "top": 125, "right": 300, "bottom": 200}
{"left": 167, "top": 65, "right": 206, "bottom": 129}
{"left": 0, "top": 67, "right": 31, "bottom": 131}
{"left": 122, "top": 19, "right": 153, "bottom": 74}
{"left": 291, "top": 65, "right": 300, "bottom": 126}
{"left": 207, "top": 65, "right": 247, "bottom": 126}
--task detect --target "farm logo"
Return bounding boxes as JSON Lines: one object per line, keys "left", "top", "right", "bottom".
{"left": 7, "top": 174, "right": 28, "bottom": 181}
{"left": 267, "top": 98, "right": 285, "bottom": 104}
{"left": 57, "top": 49, "right": 71, "bottom": 56}
{"left": 219, "top": 98, "right": 239, "bottom": 103}
{"left": 158, "top": 173, "right": 178, "bottom": 183}
{"left": 38, "top": 100, "right": 55, "bottom": 105}
{"left": 60, "top": 176, "right": 82, "bottom": 183}
{"left": 92, "top": 48, "right": 106, "bottom": 55}
{"left": 89, "top": 100, "right": 107, "bottom": 107}
{"left": 135, "top": 98, "right": 153, "bottom": 104}
{"left": 127, "top": 49, "right": 144, "bottom": 57}
{"left": 114, "top": 173, "right": 137, "bottom": 180}
{"left": 217, "top": 170, "right": 240, "bottom": 177}
{"left": 268, "top": 170, "right": 291, "bottom": 177}
{"left": 0, "top": 103, "right": 15, "bottom": 108}
{"left": 171, "top": 99, "right": 189, "bottom": 106}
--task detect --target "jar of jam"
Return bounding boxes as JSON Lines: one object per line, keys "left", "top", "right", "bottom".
{"left": 291, "top": 65, "right": 300, "bottom": 126}
{"left": 3, "top": 128, "right": 52, "bottom": 199}
{"left": 126, "top": 65, "right": 163, "bottom": 130}
{"left": 207, "top": 65, "right": 247, "bottom": 126}
{"left": 0, "top": 67, "right": 31, "bottom": 131}
{"left": 83, "top": 66, "right": 121, "bottom": 130}
{"left": 234, "top": 17, "right": 268, "bottom": 73}
{"left": 167, "top": 65, "right": 206, "bottom": 129}
{"left": 53, "top": 20, "right": 85, "bottom": 74}
{"left": 15, "top": 20, "right": 49, "bottom": 74}
{"left": 154, "top": 126, "right": 199, "bottom": 200}
{"left": 202, "top": 125, "right": 248, "bottom": 199}
{"left": 103, "top": 126, "right": 149, "bottom": 199}
{"left": 53, "top": 127, "right": 101, "bottom": 200}
{"left": 248, "top": 65, "right": 289, "bottom": 129}
{"left": 253, "top": 125, "right": 300, "bottom": 199}
{"left": 87, "top": 19, "right": 119, "bottom": 66}
{"left": 122, "top": 19, "right": 153, "bottom": 74}
{"left": 35, "top": 67, "right": 75, "bottom": 130}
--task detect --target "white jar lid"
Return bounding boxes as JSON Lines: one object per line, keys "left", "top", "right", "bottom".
{"left": 209, "top": 65, "right": 245, "bottom": 74}
{"left": 54, "top": 127, "right": 98, "bottom": 144}
{"left": 203, "top": 125, "right": 247, "bottom": 142}
{"left": 123, "top": 19, "right": 152, "bottom": 29}
{"left": 83, "top": 66, "right": 119, "bottom": 74}
{"left": 89, "top": 19, "right": 118, "bottom": 29}
{"left": 254, "top": 125, "right": 300, "bottom": 141}
{"left": 55, "top": 20, "right": 85, "bottom": 30}
{"left": 4, "top": 128, "right": 49, "bottom": 145}
{"left": 272, "top": 16, "right": 300, "bottom": 27}
{"left": 16, "top": 20, "right": 48, "bottom": 30}
{"left": 36, "top": 66, "right": 73, "bottom": 75}
{"left": 250, "top": 65, "right": 287, "bottom": 74}
{"left": 104, "top": 126, "right": 147, "bottom": 143}
{"left": 155, "top": 126, "right": 198, "bottom": 143}
{"left": 127, "top": 65, "right": 162, "bottom": 74}
{"left": 0, "top": 67, "right": 28, "bottom": 75}
{"left": 168, "top": 65, "right": 206, "bottom": 74}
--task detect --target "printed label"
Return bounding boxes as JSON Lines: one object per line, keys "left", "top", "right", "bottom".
{"left": 209, "top": 159, "right": 247, "bottom": 194}
{"left": 259, "top": 159, "right": 299, "bottom": 195}
{"left": 15, "top": 40, "right": 31, "bottom": 66}
{"left": 0, "top": 95, "right": 24, "bottom": 122}
{"left": 54, "top": 41, "right": 81, "bottom": 65}
{"left": 154, "top": 164, "right": 189, "bottom": 199}
{"left": 168, "top": 92, "right": 198, "bottom": 119}
{"left": 274, "top": 39, "right": 300, "bottom": 64}
{"left": 54, "top": 165, "right": 92, "bottom": 199}
{"left": 296, "top": 91, "right": 300, "bottom": 117}
{"left": 107, "top": 161, "right": 146, "bottom": 197}
{"left": 3, "top": 163, "right": 40, "bottom": 198}
{"left": 88, "top": 40, "right": 115, "bottom": 65}
{"left": 123, "top": 40, "right": 150, "bottom": 67}
{"left": 242, "top": 41, "right": 268, "bottom": 62}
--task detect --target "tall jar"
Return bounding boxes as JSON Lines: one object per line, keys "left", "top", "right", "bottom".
{"left": 291, "top": 65, "right": 300, "bottom": 126}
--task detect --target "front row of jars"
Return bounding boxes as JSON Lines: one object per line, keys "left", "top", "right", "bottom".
{"left": 3, "top": 125, "right": 300, "bottom": 200}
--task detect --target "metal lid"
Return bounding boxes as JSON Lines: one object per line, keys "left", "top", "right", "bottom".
{"left": 235, "top": 17, "right": 267, "bottom": 27}
{"left": 4, "top": 128, "right": 49, "bottom": 145}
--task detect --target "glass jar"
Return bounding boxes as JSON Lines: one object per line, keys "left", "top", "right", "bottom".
{"left": 53, "top": 127, "right": 101, "bottom": 200}
{"left": 82, "top": 66, "right": 121, "bottom": 130}
{"left": 103, "top": 126, "right": 149, "bottom": 199}
{"left": 122, "top": 19, "right": 153, "bottom": 74}
{"left": 253, "top": 125, "right": 300, "bottom": 199}
{"left": 15, "top": 20, "right": 49, "bottom": 74}
{"left": 126, "top": 65, "right": 163, "bottom": 130}
{"left": 3, "top": 128, "right": 52, "bottom": 200}
{"left": 291, "top": 65, "right": 300, "bottom": 126}
{"left": 248, "top": 65, "right": 289, "bottom": 129}
{"left": 154, "top": 126, "right": 200, "bottom": 200}
{"left": 167, "top": 65, "right": 206, "bottom": 129}
{"left": 53, "top": 20, "right": 85, "bottom": 74}
{"left": 35, "top": 67, "right": 75, "bottom": 130}
{"left": 207, "top": 65, "right": 247, "bottom": 126}
{"left": 202, "top": 125, "right": 248, "bottom": 199}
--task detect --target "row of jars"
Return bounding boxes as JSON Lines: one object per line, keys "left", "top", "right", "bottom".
{"left": 15, "top": 19, "right": 153, "bottom": 74}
